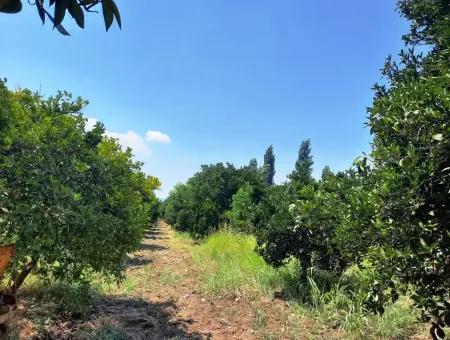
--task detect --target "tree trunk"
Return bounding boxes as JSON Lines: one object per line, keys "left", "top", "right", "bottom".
{"left": 8, "top": 261, "right": 35, "bottom": 295}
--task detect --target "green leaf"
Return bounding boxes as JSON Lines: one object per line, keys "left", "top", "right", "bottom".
{"left": 54, "top": 0, "right": 70, "bottom": 27}
{"left": 419, "top": 238, "right": 428, "bottom": 248}
{"left": 35, "top": 0, "right": 45, "bottom": 24}
{"left": 68, "top": 0, "right": 84, "bottom": 28}
{"left": 44, "top": 7, "right": 71, "bottom": 35}
{"left": 102, "top": 0, "right": 114, "bottom": 31}
{"left": 432, "top": 133, "right": 443, "bottom": 141}
{"left": 110, "top": 0, "right": 121, "bottom": 29}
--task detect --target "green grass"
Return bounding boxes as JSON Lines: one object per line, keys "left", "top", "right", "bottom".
{"left": 156, "top": 268, "right": 181, "bottom": 287}
{"left": 121, "top": 277, "right": 137, "bottom": 294}
{"left": 295, "top": 276, "right": 421, "bottom": 338}
{"left": 92, "top": 325, "right": 129, "bottom": 340}
{"left": 190, "top": 230, "right": 281, "bottom": 296}
{"left": 45, "top": 283, "right": 96, "bottom": 319}
{"left": 184, "top": 229, "right": 425, "bottom": 339}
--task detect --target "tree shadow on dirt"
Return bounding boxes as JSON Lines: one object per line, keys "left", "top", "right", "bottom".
{"left": 94, "top": 296, "right": 211, "bottom": 339}
{"left": 144, "top": 229, "right": 169, "bottom": 240}
{"left": 11, "top": 291, "right": 211, "bottom": 339}
{"left": 139, "top": 243, "right": 168, "bottom": 252}
{"left": 126, "top": 255, "right": 153, "bottom": 267}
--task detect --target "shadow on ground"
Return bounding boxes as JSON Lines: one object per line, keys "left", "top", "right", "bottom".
{"left": 93, "top": 296, "right": 210, "bottom": 339}
{"left": 126, "top": 255, "right": 153, "bottom": 267}
{"left": 139, "top": 243, "right": 168, "bottom": 252}
{"left": 144, "top": 229, "right": 169, "bottom": 241}
{"left": 11, "top": 292, "right": 210, "bottom": 339}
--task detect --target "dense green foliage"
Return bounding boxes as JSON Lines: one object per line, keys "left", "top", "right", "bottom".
{"left": 164, "top": 0, "right": 450, "bottom": 335}
{"left": 248, "top": 158, "right": 258, "bottom": 170}
{"left": 0, "top": 80, "right": 160, "bottom": 293}
{"left": 163, "top": 163, "right": 265, "bottom": 237}
{"left": 365, "top": 0, "right": 450, "bottom": 334}
{"left": 225, "top": 184, "right": 256, "bottom": 233}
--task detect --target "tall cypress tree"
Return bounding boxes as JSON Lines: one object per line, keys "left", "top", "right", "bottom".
{"left": 263, "top": 145, "right": 275, "bottom": 186}
{"left": 248, "top": 158, "right": 258, "bottom": 169}
{"left": 289, "top": 139, "right": 313, "bottom": 187}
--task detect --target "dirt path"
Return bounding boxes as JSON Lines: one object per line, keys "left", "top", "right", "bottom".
{"left": 94, "top": 221, "right": 259, "bottom": 339}
{"left": 11, "top": 220, "right": 340, "bottom": 339}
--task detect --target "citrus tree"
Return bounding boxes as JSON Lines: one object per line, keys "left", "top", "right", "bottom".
{"left": 0, "top": 80, "right": 160, "bottom": 293}
{"left": 164, "top": 162, "right": 265, "bottom": 237}
{"left": 364, "top": 0, "right": 450, "bottom": 335}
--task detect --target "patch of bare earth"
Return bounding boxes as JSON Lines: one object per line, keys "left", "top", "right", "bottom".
{"left": 9, "top": 221, "right": 342, "bottom": 339}
{"left": 113, "top": 221, "right": 257, "bottom": 339}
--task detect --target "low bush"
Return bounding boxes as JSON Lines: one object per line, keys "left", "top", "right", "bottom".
{"left": 43, "top": 283, "right": 96, "bottom": 319}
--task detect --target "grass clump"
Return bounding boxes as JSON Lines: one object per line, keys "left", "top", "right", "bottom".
{"left": 289, "top": 269, "right": 423, "bottom": 339}
{"left": 13, "top": 281, "right": 98, "bottom": 337}
{"left": 190, "top": 230, "right": 280, "bottom": 295}
{"left": 93, "top": 324, "right": 129, "bottom": 340}
{"left": 157, "top": 268, "right": 181, "bottom": 287}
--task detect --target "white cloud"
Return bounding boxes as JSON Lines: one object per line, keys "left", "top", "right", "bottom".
{"left": 85, "top": 118, "right": 171, "bottom": 159}
{"left": 106, "top": 130, "right": 151, "bottom": 158}
{"left": 145, "top": 130, "right": 171, "bottom": 143}
{"left": 85, "top": 118, "right": 98, "bottom": 131}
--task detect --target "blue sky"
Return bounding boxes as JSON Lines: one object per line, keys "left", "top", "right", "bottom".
{"left": 1, "top": 0, "right": 408, "bottom": 197}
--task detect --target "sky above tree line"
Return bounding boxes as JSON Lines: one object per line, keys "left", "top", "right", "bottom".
{"left": 1, "top": 0, "right": 408, "bottom": 198}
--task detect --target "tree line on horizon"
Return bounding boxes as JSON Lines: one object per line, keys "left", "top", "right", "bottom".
{"left": 163, "top": 139, "right": 317, "bottom": 236}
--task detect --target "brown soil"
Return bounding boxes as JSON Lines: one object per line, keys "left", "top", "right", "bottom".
{"left": 95, "top": 221, "right": 259, "bottom": 339}
{"left": 8, "top": 221, "right": 340, "bottom": 339}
